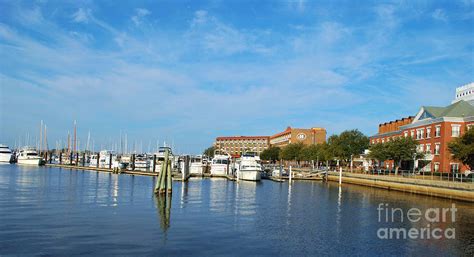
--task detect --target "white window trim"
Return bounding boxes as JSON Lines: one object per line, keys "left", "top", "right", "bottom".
{"left": 435, "top": 125, "right": 441, "bottom": 138}
{"left": 451, "top": 124, "right": 461, "bottom": 137}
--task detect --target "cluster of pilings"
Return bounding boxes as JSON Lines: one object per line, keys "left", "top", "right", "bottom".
{"left": 154, "top": 149, "right": 172, "bottom": 194}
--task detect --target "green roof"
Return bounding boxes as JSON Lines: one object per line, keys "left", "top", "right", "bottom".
{"left": 423, "top": 100, "right": 474, "bottom": 118}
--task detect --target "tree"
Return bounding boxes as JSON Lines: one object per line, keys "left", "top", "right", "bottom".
{"left": 260, "top": 146, "right": 281, "bottom": 163}
{"left": 280, "top": 143, "right": 305, "bottom": 162}
{"left": 203, "top": 146, "right": 215, "bottom": 158}
{"left": 369, "top": 137, "right": 422, "bottom": 175}
{"left": 448, "top": 128, "right": 474, "bottom": 171}
{"left": 327, "top": 130, "right": 369, "bottom": 165}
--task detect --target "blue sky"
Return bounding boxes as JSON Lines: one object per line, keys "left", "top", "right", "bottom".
{"left": 1, "top": 0, "right": 473, "bottom": 154}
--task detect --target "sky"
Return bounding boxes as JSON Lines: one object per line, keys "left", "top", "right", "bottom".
{"left": 0, "top": 0, "right": 473, "bottom": 154}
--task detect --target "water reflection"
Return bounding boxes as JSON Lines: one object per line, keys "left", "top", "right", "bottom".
{"left": 154, "top": 193, "right": 171, "bottom": 233}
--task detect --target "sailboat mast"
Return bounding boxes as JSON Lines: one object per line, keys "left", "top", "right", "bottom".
{"left": 73, "top": 120, "right": 77, "bottom": 154}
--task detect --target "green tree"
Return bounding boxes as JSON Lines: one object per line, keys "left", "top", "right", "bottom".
{"left": 203, "top": 146, "right": 215, "bottom": 158}
{"left": 260, "top": 146, "right": 281, "bottom": 163}
{"left": 448, "top": 128, "right": 474, "bottom": 170}
{"left": 327, "top": 130, "right": 369, "bottom": 165}
{"left": 369, "top": 137, "right": 422, "bottom": 175}
{"left": 280, "top": 143, "right": 305, "bottom": 162}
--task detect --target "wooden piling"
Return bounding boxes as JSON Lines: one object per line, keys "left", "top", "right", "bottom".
{"left": 59, "top": 153, "right": 62, "bottom": 164}
{"left": 82, "top": 153, "right": 86, "bottom": 167}
{"left": 76, "top": 153, "right": 79, "bottom": 166}
{"left": 153, "top": 155, "right": 156, "bottom": 172}
{"left": 109, "top": 153, "right": 112, "bottom": 169}
{"left": 96, "top": 153, "right": 100, "bottom": 168}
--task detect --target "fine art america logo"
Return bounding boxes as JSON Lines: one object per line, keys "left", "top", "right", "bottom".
{"left": 377, "top": 203, "right": 457, "bottom": 240}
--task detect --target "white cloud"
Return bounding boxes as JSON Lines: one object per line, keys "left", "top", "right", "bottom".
{"left": 131, "top": 8, "right": 151, "bottom": 26}
{"left": 432, "top": 9, "right": 448, "bottom": 22}
{"left": 72, "top": 8, "right": 92, "bottom": 23}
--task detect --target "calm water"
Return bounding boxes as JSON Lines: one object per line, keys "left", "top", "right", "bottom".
{"left": 0, "top": 165, "right": 473, "bottom": 256}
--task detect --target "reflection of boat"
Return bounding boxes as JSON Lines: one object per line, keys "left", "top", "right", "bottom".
{"left": 17, "top": 147, "right": 43, "bottom": 165}
{"left": 0, "top": 144, "right": 13, "bottom": 163}
{"left": 210, "top": 150, "right": 230, "bottom": 175}
{"left": 237, "top": 152, "right": 261, "bottom": 181}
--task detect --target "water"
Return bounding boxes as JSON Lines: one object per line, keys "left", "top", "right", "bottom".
{"left": 0, "top": 165, "right": 473, "bottom": 256}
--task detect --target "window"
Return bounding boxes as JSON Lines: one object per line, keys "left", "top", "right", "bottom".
{"left": 404, "top": 131, "right": 408, "bottom": 137}
{"left": 450, "top": 163, "right": 459, "bottom": 174}
{"left": 451, "top": 124, "right": 461, "bottom": 137}
{"left": 426, "top": 127, "right": 431, "bottom": 138}
{"left": 434, "top": 143, "right": 441, "bottom": 155}
{"left": 426, "top": 144, "right": 431, "bottom": 154}
{"left": 418, "top": 144, "right": 424, "bottom": 153}
{"left": 410, "top": 130, "right": 415, "bottom": 138}
{"left": 382, "top": 139, "right": 385, "bottom": 143}
{"left": 434, "top": 163, "right": 440, "bottom": 172}
{"left": 435, "top": 125, "right": 441, "bottom": 137}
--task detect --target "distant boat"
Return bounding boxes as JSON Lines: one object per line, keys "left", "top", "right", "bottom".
{"left": 17, "top": 147, "right": 43, "bottom": 166}
{"left": 153, "top": 147, "right": 174, "bottom": 172}
{"left": 210, "top": 150, "right": 231, "bottom": 176}
{"left": 190, "top": 155, "right": 206, "bottom": 175}
{"left": 0, "top": 144, "right": 13, "bottom": 163}
{"left": 237, "top": 152, "right": 261, "bottom": 181}
{"left": 134, "top": 154, "right": 151, "bottom": 171}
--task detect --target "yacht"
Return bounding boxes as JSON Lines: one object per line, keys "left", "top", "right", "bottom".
{"left": 0, "top": 144, "right": 13, "bottom": 163}
{"left": 89, "top": 150, "right": 118, "bottom": 168}
{"left": 153, "top": 147, "right": 173, "bottom": 172}
{"left": 237, "top": 152, "right": 262, "bottom": 181}
{"left": 190, "top": 155, "right": 206, "bottom": 175}
{"left": 134, "top": 154, "right": 151, "bottom": 171}
{"left": 210, "top": 151, "right": 231, "bottom": 176}
{"left": 17, "top": 147, "right": 43, "bottom": 165}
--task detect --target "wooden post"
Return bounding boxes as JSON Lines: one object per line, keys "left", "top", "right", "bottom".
{"left": 289, "top": 166, "right": 292, "bottom": 183}
{"left": 70, "top": 153, "right": 73, "bottom": 165}
{"left": 167, "top": 159, "right": 172, "bottom": 193}
{"left": 59, "top": 153, "right": 62, "bottom": 164}
{"left": 109, "top": 153, "right": 112, "bottom": 169}
{"left": 82, "top": 153, "right": 86, "bottom": 166}
{"left": 339, "top": 167, "right": 343, "bottom": 185}
{"left": 132, "top": 154, "right": 136, "bottom": 171}
{"left": 96, "top": 153, "right": 100, "bottom": 168}
{"left": 45, "top": 152, "right": 48, "bottom": 164}
{"left": 76, "top": 153, "right": 79, "bottom": 166}
{"left": 153, "top": 154, "right": 156, "bottom": 172}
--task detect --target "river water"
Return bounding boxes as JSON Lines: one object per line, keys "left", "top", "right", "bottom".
{"left": 0, "top": 165, "right": 473, "bottom": 256}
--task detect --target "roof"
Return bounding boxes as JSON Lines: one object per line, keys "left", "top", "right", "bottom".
{"left": 423, "top": 100, "right": 474, "bottom": 118}
{"left": 270, "top": 126, "right": 292, "bottom": 139}
{"left": 216, "top": 136, "right": 269, "bottom": 141}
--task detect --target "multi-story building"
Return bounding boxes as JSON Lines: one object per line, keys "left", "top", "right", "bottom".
{"left": 214, "top": 126, "right": 326, "bottom": 157}
{"left": 269, "top": 127, "right": 326, "bottom": 147}
{"left": 214, "top": 136, "right": 270, "bottom": 157}
{"left": 370, "top": 83, "right": 474, "bottom": 174}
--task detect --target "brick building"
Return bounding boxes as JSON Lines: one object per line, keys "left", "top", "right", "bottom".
{"left": 269, "top": 127, "right": 326, "bottom": 147}
{"left": 214, "top": 126, "right": 326, "bottom": 157}
{"left": 370, "top": 83, "right": 474, "bottom": 174}
{"left": 214, "top": 136, "right": 270, "bottom": 157}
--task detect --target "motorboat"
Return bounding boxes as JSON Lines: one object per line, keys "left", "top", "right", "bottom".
{"left": 16, "top": 147, "right": 43, "bottom": 165}
{"left": 0, "top": 144, "right": 13, "bottom": 163}
{"left": 237, "top": 152, "right": 262, "bottom": 181}
{"left": 153, "top": 147, "right": 174, "bottom": 172}
{"left": 190, "top": 155, "right": 206, "bottom": 175}
{"left": 210, "top": 150, "right": 231, "bottom": 176}
{"left": 134, "top": 154, "right": 151, "bottom": 171}
{"left": 90, "top": 150, "right": 118, "bottom": 168}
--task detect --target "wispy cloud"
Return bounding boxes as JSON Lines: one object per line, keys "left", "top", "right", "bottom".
{"left": 432, "top": 8, "right": 448, "bottom": 22}
{"left": 131, "top": 8, "right": 151, "bottom": 26}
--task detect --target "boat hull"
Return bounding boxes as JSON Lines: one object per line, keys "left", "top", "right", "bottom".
{"left": 17, "top": 158, "right": 42, "bottom": 166}
{"left": 238, "top": 170, "right": 261, "bottom": 181}
{"left": 0, "top": 154, "right": 13, "bottom": 163}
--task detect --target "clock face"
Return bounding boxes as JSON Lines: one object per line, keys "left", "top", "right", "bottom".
{"left": 297, "top": 133, "right": 306, "bottom": 140}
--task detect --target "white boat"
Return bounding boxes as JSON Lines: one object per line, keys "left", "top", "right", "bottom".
{"left": 134, "top": 154, "right": 151, "bottom": 171}
{"left": 210, "top": 151, "right": 231, "bottom": 176}
{"left": 153, "top": 147, "right": 174, "bottom": 172}
{"left": 237, "top": 152, "right": 262, "bottom": 181}
{"left": 17, "top": 147, "right": 43, "bottom": 165}
{"left": 89, "top": 150, "right": 118, "bottom": 168}
{"left": 190, "top": 155, "right": 206, "bottom": 174}
{"left": 0, "top": 144, "right": 13, "bottom": 163}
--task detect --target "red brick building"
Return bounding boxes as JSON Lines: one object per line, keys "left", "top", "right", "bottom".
{"left": 214, "top": 136, "right": 270, "bottom": 157}
{"left": 370, "top": 99, "right": 474, "bottom": 174}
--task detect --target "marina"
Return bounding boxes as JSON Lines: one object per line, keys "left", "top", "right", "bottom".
{"left": 0, "top": 164, "right": 472, "bottom": 256}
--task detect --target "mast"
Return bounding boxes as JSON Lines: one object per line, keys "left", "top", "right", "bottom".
{"left": 44, "top": 125, "right": 48, "bottom": 152}
{"left": 86, "top": 130, "right": 91, "bottom": 153}
{"left": 39, "top": 120, "right": 43, "bottom": 154}
{"left": 67, "top": 131, "right": 70, "bottom": 156}
{"left": 73, "top": 120, "right": 77, "bottom": 154}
